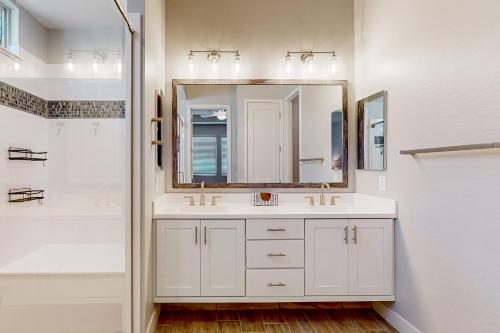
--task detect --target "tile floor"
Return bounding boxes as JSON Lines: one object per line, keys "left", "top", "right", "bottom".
{"left": 156, "top": 308, "right": 398, "bottom": 333}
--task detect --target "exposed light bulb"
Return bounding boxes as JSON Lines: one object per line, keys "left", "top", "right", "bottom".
{"left": 307, "top": 62, "right": 314, "bottom": 73}
{"left": 234, "top": 51, "right": 241, "bottom": 72}
{"left": 67, "top": 53, "right": 74, "bottom": 72}
{"left": 187, "top": 51, "right": 194, "bottom": 64}
{"left": 116, "top": 54, "right": 122, "bottom": 73}
{"left": 285, "top": 52, "right": 292, "bottom": 74}
{"left": 92, "top": 55, "right": 99, "bottom": 73}
{"left": 13, "top": 62, "right": 20, "bottom": 72}
{"left": 331, "top": 53, "right": 338, "bottom": 73}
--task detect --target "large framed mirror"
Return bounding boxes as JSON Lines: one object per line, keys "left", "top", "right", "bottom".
{"left": 172, "top": 80, "right": 348, "bottom": 188}
{"left": 357, "top": 91, "right": 387, "bottom": 170}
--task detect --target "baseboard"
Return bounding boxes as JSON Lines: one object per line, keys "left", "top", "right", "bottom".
{"left": 145, "top": 305, "right": 161, "bottom": 333}
{"left": 372, "top": 302, "right": 422, "bottom": 333}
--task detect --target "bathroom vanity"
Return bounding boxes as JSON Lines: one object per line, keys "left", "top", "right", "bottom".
{"left": 153, "top": 193, "right": 396, "bottom": 303}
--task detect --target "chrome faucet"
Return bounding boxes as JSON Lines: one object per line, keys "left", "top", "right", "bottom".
{"left": 320, "top": 183, "right": 330, "bottom": 206}
{"left": 199, "top": 181, "right": 206, "bottom": 206}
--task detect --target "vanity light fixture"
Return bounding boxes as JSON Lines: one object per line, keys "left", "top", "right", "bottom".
{"left": 187, "top": 49, "right": 241, "bottom": 68}
{"left": 66, "top": 49, "right": 120, "bottom": 73}
{"left": 285, "top": 50, "right": 338, "bottom": 73}
{"left": 301, "top": 51, "right": 315, "bottom": 64}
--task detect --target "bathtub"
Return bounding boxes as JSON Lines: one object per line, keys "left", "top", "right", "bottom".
{"left": 0, "top": 242, "right": 128, "bottom": 333}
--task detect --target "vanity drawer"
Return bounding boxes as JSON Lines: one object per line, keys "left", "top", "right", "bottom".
{"left": 246, "top": 219, "right": 304, "bottom": 240}
{"left": 246, "top": 269, "right": 304, "bottom": 297}
{"left": 246, "top": 240, "right": 304, "bottom": 268}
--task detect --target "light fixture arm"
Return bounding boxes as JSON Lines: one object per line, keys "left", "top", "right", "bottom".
{"left": 189, "top": 49, "right": 239, "bottom": 54}
{"left": 286, "top": 50, "right": 336, "bottom": 63}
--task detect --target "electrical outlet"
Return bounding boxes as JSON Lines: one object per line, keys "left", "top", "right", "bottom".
{"left": 378, "top": 175, "right": 387, "bottom": 192}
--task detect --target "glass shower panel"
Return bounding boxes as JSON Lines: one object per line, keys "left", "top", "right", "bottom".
{"left": 0, "top": 1, "right": 131, "bottom": 332}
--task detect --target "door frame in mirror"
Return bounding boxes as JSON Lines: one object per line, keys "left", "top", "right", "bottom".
{"left": 172, "top": 79, "right": 348, "bottom": 188}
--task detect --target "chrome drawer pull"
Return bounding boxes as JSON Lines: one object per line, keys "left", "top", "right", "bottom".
{"left": 266, "top": 228, "right": 286, "bottom": 232}
{"left": 267, "top": 253, "right": 286, "bottom": 257}
{"left": 267, "top": 282, "right": 286, "bottom": 287}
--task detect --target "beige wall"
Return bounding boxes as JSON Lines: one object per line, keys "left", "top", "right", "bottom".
{"left": 165, "top": 0, "right": 355, "bottom": 191}
{"left": 142, "top": 0, "right": 165, "bottom": 331}
{"left": 354, "top": 0, "right": 500, "bottom": 332}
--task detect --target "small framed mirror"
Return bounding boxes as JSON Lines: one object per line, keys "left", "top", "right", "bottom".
{"left": 357, "top": 91, "right": 387, "bottom": 170}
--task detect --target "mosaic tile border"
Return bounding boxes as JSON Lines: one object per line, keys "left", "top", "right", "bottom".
{"left": 48, "top": 101, "right": 125, "bottom": 119}
{"left": 0, "top": 81, "right": 48, "bottom": 117}
{"left": 0, "top": 81, "right": 125, "bottom": 119}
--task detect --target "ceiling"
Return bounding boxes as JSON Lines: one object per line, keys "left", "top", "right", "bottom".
{"left": 16, "top": 0, "right": 124, "bottom": 30}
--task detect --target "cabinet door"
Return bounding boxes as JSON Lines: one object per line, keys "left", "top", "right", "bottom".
{"left": 156, "top": 220, "right": 200, "bottom": 297}
{"left": 305, "top": 219, "right": 349, "bottom": 295}
{"left": 201, "top": 220, "right": 245, "bottom": 296}
{"left": 348, "top": 219, "right": 394, "bottom": 295}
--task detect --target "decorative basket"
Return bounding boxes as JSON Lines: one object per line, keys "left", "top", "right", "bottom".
{"left": 252, "top": 193, "right": 279, "bottom": 206}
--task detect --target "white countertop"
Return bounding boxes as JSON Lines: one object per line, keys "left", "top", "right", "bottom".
{"left": 153, "top": 193, "right": 397, "bottom": 219}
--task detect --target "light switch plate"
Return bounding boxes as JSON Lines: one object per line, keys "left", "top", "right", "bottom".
{"left": 378, "top": 175, "right": 387, "bottom": 192}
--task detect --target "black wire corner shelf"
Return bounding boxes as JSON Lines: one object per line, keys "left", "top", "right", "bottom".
{"left": 8, "top": 188, "right": 45, "bottom": 204}
{"left": 8, "top": 147, "right": 47, "bottom": 164}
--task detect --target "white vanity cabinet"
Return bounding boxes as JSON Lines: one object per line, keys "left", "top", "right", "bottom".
{"left": 305, "top": 219, "right": 349, "bottom": 295}
{"left": 305, "top": 219, "right": 394, "bottom": 296}
{"left": 348, "top": 219, "right": 394, "bottom": 295}
{"left": 201, "top": 220, "right": 245, "bottom": 296}
{"left": 155, "top": 216, "right": 395, "bottom": 302}
{"left": 156, "top": 220, "right": 200, "bottom": 296}
{"left": 155, "top": 219, "right": 245, "bottom": 297}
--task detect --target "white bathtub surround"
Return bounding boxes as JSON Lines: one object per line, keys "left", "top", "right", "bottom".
{"left": 153, "top": 193, "right": 396, "bottom": 304}
{"left": 153, "top": 193, "right": 397, "bottom": 219}
{"left": 0, "top": 243, "right": 125, "bottom": 333}
{"left": 0, "top": 243, "right": 124, "bottom": 274}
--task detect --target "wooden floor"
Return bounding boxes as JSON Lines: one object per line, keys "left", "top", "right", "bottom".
{"left": 156, "top": 308, "right": 398, "bottom": 333}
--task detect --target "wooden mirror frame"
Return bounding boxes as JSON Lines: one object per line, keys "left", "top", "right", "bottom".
{"left": 172, "top": 79, "right": 348, "bottom": 188}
